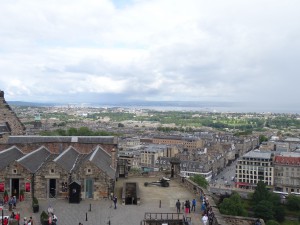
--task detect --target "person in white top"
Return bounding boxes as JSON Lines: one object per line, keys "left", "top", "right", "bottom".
{"left": 202, "top": 214, "right": 208, "bottom": 225}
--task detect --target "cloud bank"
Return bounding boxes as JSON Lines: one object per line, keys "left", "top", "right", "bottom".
{"left": 0, "top": 0, "right": 300, "bottom": 107}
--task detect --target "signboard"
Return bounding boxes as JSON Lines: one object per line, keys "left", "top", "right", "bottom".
{"left": 25, "top": 182, "right": 31, "bottom": 192}
{"left": 0, "top": 183, "right": 4, "bottom": 192}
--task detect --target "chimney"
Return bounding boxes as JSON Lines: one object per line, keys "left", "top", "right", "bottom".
{"left": 111, "top": 147, "right": 117, "bottom": 169}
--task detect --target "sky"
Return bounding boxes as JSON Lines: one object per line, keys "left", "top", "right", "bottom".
{"left": 0, "top": 0, "right": 300, "bottom": 108}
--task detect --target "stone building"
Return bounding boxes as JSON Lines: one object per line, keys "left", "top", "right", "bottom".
{"left": 273, "top": 152, "right": 300, "bottom": 194}
{"left": 0, "top": 138, "right": 117, "bottom": 201}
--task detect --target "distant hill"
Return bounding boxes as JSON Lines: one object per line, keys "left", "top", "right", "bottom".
{"left": 8, "top": 101, "right": 58, "bottom": 107}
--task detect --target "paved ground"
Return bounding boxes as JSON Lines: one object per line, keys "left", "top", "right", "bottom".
{"left": 4, "top": 177, "right": 205, "bottom": 225}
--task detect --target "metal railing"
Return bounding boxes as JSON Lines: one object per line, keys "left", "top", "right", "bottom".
{"left": 140, "top": 213, "right": 191, "bottom": 225}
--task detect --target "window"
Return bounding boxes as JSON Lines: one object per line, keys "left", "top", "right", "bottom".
{"left": 50, "top": 169, "right": 55, "bottom": 174}
{"left": 86, "top": 168, "right": 92, "bottom": 174}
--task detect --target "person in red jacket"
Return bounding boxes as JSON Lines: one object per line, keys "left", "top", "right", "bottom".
{"left": 15, "top": 212, "right": 20, "bottom": 225}
{"left": 3, "top": 217, "right": 8, "bottom": 225}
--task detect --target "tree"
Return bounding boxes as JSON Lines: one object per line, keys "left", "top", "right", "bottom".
{"left": 273, "top": 205, "right": 285, "bottom": 222}
{"left": 252, "top": 181, "right": 270, "bottom": 205}
{"left": 259, "top": 135, "right": 268, "bottom": 144}
{"left": 190, "top": 174, "right": 208, "bottom": 189}
{"left": 253, "top": 200, "right": 274, "bottom": 221}
{"left": 266, "top": 220, "right": 280, "bottom": 225}
{"left": 286, "top": 195, "right": 300, "bottom": 211}
{"left": 219, "top": 192, "right": 247, "bottom": 216}
{"left": 251, "top": 181, "right": 285, "bottom": 222}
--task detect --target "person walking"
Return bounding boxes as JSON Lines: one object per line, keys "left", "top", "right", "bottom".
{"left": 176, "top": 200, "right": 181, "bottom": 213}
{"left": 15, "top": 212, "right": 20, "bottom": 225}
{"left": 191, "top": 199, "right": 196, "bottom": 212}
{"left": 202, "top": 214, "right": 208, "bottom": 225}
{"left": 113, "top": 196, "right": 117, "bottom": 209}
{"left": 187, "top": 200, "right": 191, "bottom": 213}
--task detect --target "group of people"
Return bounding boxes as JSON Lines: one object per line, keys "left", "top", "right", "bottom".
{"left": 175, "top": 194, "right": 215, "bottom": 225}
{"left": 200, "top": 194, "right": 214, "bottom": 225}
{"left": 48, "top": 212, "right": 58, "bottom": 225}
{"left": 175, "top": 198, "right": 197, "bottom": 214}
{"left": 23, "top": 216, "right": 34, "bottom": 225}
{"left": 2, "top": 211, "right": 22, "bottom": 225}
{"left": 8, "top": 196, "right": 17, "bottom": 209}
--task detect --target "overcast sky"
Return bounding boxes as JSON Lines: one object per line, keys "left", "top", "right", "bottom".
{"left": 0, "top": 0, "right": 299, "bottom": 107}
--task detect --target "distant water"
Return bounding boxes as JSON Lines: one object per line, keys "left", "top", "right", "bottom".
{"left": 97, "top": 102, "right": 300, "bottom": 114}
{"left": 9, "top": 101, "right": 300, "bottom": 114}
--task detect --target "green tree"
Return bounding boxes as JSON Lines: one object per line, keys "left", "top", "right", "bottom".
{"left": 252, "top": 181, "right": 270, "bottom": 204}
{"left": 253, "top": 200, "right": 274, "bottom": 221}
{"left": 78, "top": 127, "right": 92, "bottom": 135}
{"left": 266, "top": 220, "right": 280, "bottom": 225}
{"left": 189, "top": 174, "right": 208, "bottom": 189}
{"left": 286, "top": 195, "right": 300, "bottom": 211}
{"left": 273, "top": 205, "right": 285, "bottom": 222}
{"left": 219, "top": 192, "right": 247, "bottom": 216}
{"left": 259, "top": 135, "right": 268, "bottom": 144}
{"left": 68, "top": 127, "right": 78, "bottom": 136}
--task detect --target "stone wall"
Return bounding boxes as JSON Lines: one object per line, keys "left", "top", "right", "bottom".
{"left": 74, "top": 160, "right": 114, "bottom": 199}
{"left": 0, "top": 91, "right": 26, "bottom": 142}
{"left": 178, "top": 177, "right": 265, "bottom": 225}
{"left": 223, "top": 216, "right": 265, "bottom": 225}
{"left": 0, "top": 161, "right": 32, "bottom": 200}
{"left": 35, "top": 159, "right": 69, "bottom": 199}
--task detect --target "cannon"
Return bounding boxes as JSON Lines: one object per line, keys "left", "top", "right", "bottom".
{"left": 144, "top": 177, "right": 170, "bottom": 187}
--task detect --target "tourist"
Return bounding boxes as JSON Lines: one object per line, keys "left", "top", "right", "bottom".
{"left": 176, "top": 199, "right": 181, "bottom": 213}
{"left": 255, "top": 219, "right": 262, "bottom": 225}
{"left": 191, "top": 198, "right": 196, "bottom": 212}
{"left": 24, "top": 217, "right": 28, "bottom": 225}
{"left": 15, "top": 212, "right": 20, "bottom": 225}
{"left": 10, "top": 211, "right": 15, "bottom": 219}
{"left": 13, "top": 196, "right": 17, "bottom": 209}
{"left": 48, "top": 214, "right": 52, "bottom": 225}
{"left": 202, "top": 214, "right": 208, "bottom": 225}
{"left": 113, "top": 196, "right": 117, "bottom": 209}
{"left": 28, "top": 216, "right": 33, "bottom": 225}
{"left": 52, "top": 213, "right": 58, "bottom": 225}
{"left": 3, "top": 217, "right": 8, "bottom": 225}
{"left": 184, "top": 200, "right": 190, "bottom": 214}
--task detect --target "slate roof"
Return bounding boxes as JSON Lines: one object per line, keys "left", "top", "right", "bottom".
{"left": 88, "top": 145, "right": 116, "bottom": 179}
{"left": 17, "top": 146, "right": 51, "bottom": 173}
{"left": 7, "top": 136, "right": 117, "bottom": 144}
{"left": 0, "top": 146, "right": 24, "bottom": 170}
{"left": 53, "top": 146, "right": 81, "bottom": 173}
{"left": 242, "top": 150, "right": 273, "bottom": 159}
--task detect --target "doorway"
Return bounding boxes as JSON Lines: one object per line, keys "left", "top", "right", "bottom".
{"left": 49, "top": 179, "right": 56, "bottom": 198}
{"left": 85, "top": 179, "right": 93, "bottom": 199}
{"left": 11, "top": 179, "right": 20, "bottom": 199}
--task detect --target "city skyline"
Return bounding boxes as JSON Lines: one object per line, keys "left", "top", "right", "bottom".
{"left": 0, "top": 0, "right": 300, "bottom": 109}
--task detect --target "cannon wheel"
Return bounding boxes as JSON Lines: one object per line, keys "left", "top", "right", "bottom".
{"left": 162, "top": 182, "right": 169, "bottom": 187}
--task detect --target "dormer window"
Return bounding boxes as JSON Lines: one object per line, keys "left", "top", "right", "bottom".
{"left": 86, "top": 168, "right": 92, "bottom": 174}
